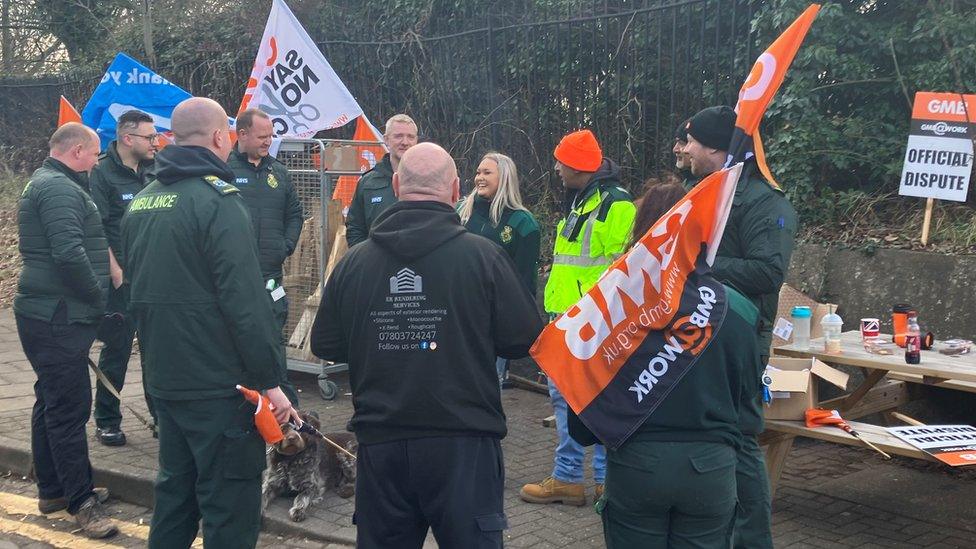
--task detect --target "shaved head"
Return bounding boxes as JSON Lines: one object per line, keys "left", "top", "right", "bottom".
{"left": 48, "top": 122, "right": 100, "bottom": 173}
{"left": 393, "top": 143, "right": 459, "bottom": 204}
{"left": 49, "top": 122, "right": 98, "bottom": 155}
{"left": 171, "top": 97, "right": 232, "bottom": 160}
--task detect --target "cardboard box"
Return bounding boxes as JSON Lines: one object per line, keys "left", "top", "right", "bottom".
{"left": 772, "top": 285, "right": 836, "bottom": 352}
{"left": 764, "top": 357, "right": 849, "bottom": 421}
{"left": 321, "top": 143, "right": 364, "bottom": 172}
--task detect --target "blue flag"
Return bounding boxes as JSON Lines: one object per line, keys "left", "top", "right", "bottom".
{"left": 81, "top": 53, "right": 192, "bottom": 150}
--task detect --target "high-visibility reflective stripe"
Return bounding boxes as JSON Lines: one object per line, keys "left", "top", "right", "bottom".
{"left": 578, "top": 192, "right": 608, "bottom": 258}
{"left": 552, "top": 254, "right": 610, "bottom": 268}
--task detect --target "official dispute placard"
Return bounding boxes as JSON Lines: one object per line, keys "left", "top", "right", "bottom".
{"left": 887, "top": 425, "right": 976, "bottom": 467}
{"left": 899, "top": 92, "right": 975, "bottom": 202}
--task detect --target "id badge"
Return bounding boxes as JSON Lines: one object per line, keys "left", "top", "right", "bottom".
{"left": 270, "top": 286, "right": 286, "bottom": 302}
{"left": 561, "top": 211, "right": 581, "bottom": 240}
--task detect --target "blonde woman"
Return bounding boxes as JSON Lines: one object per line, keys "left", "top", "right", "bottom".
{"left": 457, "top": 152, "right": 541, "bottom": 386}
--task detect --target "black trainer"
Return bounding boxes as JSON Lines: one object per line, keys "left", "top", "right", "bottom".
{"left": 95, "top": 427, "right": 126, "bottom": 447}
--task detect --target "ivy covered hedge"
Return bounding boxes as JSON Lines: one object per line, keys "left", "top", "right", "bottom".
{"left": 2, "top": 0, "right": 974, "bottom": 246}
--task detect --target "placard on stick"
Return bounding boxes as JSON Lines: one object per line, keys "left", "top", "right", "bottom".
{"left": 898, "top": 92, "right": 976, "bottom": 245}
{"left": 887, "top": 425, "right": 976, "bottom": 467}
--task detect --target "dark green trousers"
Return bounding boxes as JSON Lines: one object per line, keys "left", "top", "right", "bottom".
{"left": 272, "top": 294, "right": 299, "bottom": 406}
{"left": 94, "top": 283, "right": 156, "bottom": 429}
{"left": 733, "top": 435, "right": 772, "bottom": 549}
{"left": 149, "top": 396, "right": 266, "bottom": 549}
{"left": 602, "top": 440, "right": 737, "bottom": 549}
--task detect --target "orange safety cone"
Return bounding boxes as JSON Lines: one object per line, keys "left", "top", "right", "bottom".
{"left": 805, "top": 408, "right": 891, "bottom": 459}
{"left": 236, "top": 385, "right": 284, "bottom": 444}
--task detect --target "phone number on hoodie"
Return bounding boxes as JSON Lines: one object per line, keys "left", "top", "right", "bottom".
{"left": 378, "top": 330, "right": 437, "bottom": 341}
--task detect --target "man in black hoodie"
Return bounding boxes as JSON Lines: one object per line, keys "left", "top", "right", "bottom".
{"left": 121, "top": 97, "right": 299, "bottom": 549}
{"left": 311, "top": 142, "right": 543, "bottom": 549}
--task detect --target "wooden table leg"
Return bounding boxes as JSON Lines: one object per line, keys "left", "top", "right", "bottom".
{"left": 763, "top": 434, "right": 795, "bottom": 499}
{"left": 840, "top": 369, "right": 888, "bottom": 412}
{"left": 886, "top": 411, "right": 925, "bottom": 426}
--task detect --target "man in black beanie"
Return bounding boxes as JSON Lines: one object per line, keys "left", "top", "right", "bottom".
{"left": 684, "top": 106, "right": 737, "bottom": 178}
{"left": 683, "top": 104, "right": 797, "bottom": 549}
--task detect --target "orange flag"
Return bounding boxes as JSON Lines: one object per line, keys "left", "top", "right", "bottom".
{"left": 58, "top": 96, "right": 82, "bottom": 127}
{"left": 727, "top": 3, "right": 821, "bottom": 189}
{"left": 530, "top": 164, "right": 742, "bottom": 449}
{"left": 333, "top": 116, "right": 386, "bottom": 210}
{"left": 236, "top": 385, "right": 284, "bottom": 444}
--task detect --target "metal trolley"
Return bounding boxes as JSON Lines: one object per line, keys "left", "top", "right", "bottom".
{"left": 275, "top": 138, "right": 381, "bottom": 400}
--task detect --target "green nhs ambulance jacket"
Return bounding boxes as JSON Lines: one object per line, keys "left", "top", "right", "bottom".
{"left": 544, "top": 159, "right": 636, "bottom": 315}
{"left": 121, "top": 145, "right": 284, "bottom": 400}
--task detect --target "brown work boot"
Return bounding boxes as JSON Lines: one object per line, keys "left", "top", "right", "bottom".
{"left": 71, "top": 495, "right": 119, "bottom": 539}
{"left": 519, "top": 476, "right": 586, "bottom": 506}
{"left": 595, "top": 484, "right": 604, "bottom": 499}
{"left": 38, "top": 487, "right": 109, "bottom": 514}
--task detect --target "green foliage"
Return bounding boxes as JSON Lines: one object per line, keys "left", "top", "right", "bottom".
{"left": 3, "top": 0, "right": 976, "bottom": 247}
{"left": 30, "top": 0, "right": 132, "bottom": 64}
{"left": 754, "top": 0, "right": 976, "bottom": 225}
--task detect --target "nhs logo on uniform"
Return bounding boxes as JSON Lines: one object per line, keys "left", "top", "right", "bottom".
{"left": 371, "top": 196, "right": 383, "bottom": 204}
{"left": 121, "top": 193, "right": 134, "bottom": 201}
{"left": 235, "top": 177, "right": 250, "bottom": 185}
{"left": 390, "top": 268, "right": 422, "bottom": 294}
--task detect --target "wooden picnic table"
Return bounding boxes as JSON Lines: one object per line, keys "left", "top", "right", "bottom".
{"left": 760, "top": 330, "right": 976, "bottom": 495}
{"left": 776, "top": 330, "right": 976, "bottom": 413}
{"left": 776, "top": 330, "right": 976, "bottom": 385}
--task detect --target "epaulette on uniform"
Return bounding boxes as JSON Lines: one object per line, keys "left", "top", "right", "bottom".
{"left": 203, "top": 175, "right": 240, "bottom": 195}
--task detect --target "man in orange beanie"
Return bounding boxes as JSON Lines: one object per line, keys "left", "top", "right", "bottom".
{"left": 521, "top": 130, "right": 636, "bottom": 506}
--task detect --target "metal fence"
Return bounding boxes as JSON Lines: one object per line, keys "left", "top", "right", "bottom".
{"left": 275, "top": 138, "right": 382, "bottom": 398}
{"left": 316, "top": 0, "right": 758, "bottom": 199}
{"left": 276, "top": 138, "right": 326, "bottom": 359}
{"left": 1, "top": 0, "right": 760, "bottom": 201}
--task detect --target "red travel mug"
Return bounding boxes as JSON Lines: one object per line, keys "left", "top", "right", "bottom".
{"left": 892, "top": 304, "right": 912, "bottom": 348}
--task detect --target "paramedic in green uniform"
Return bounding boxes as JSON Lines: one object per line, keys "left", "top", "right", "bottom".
{"left": 90, "top": 109, "right": 158, "bottom": 446}
{"left": 227, "top": 107, "right": 303, "bottom": 405}
{"left": 121, "top": 97, "right": 299, "bottom": 549}
{"left": 683, "top": 105, "right": 798, "bottom": 549}
{"left": 595, "top": 182, "right": 761, "bottom": 548}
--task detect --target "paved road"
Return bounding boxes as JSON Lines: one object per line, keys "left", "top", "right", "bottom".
{"left": 0, "top": 475, "right": 345, "bottom": 548}
{"left": 2, "top": 309, "right": 976, "bottom": 547}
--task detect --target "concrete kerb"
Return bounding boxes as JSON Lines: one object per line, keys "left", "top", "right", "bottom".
{"left": 0, "top": 433, "right": 355, "bottom": 546}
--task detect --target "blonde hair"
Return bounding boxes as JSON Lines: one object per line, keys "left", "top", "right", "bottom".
{"left": 384, "top": 113, "right": 418, "bottom": 135}
{"left": 458, "top": 152, "right": 529, "bottom": 226}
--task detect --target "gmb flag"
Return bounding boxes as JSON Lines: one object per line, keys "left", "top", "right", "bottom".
{"left": 726, "top": 3, "right": 820, "bottom": 189}
{"left": 530, "top": 164, "right": 741, "bottom": 450}
{"left": 81, "top": 53, "right": 192, "bottom": 150}
{"left": 239, "top": 0, "right": 364, "bottom": 137}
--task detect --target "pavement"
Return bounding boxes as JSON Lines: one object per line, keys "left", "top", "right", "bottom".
{"left": 0, "top": 307, "right": 975, "bottom": 547}
{"left": 0, "top": 474, "right": 335, "bottom": 548}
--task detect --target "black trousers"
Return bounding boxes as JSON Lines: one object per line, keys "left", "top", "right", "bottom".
{"left": 355, "top": 436, "right": 508, "bottom": 549}
{"left": 94, "top": 283, "right": 156, "bottom": 429}
{"left": 271, "top": 293, "right": 298, "bottom": 406}
{"left": 16, "top": 307, "right": 97, "bottom": 514}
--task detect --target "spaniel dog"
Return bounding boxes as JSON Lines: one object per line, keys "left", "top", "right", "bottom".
{"left": 260, "top": 410, "right": 357, "bottom": 521}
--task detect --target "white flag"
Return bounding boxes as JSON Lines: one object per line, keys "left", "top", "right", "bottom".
{"left": 239, "top": 0, "right": 363, "bottom": 137}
